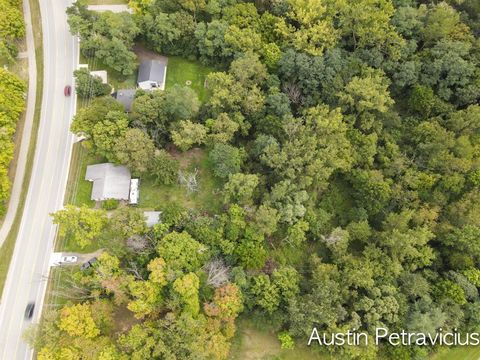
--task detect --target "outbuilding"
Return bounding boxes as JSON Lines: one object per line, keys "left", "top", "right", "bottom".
{"left": 113, "top": 89, "right": 136, "bottom": 112}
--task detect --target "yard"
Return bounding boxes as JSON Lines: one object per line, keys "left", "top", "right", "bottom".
{"left": 229, "top": 318, "right": 331, "bottom": 360}
{"left": 64, "top": 143, "right": 101, "bottom": 208}
{"left": 133, "top": 44, "right": 213, "bottom": 102}
{"left": 79, "top": 44, "right": 213, "bottom": 102}
{"left": 431, "top": 347, "right": 480, "bottom": 360}
{"left": 139, "top": 148, "right": 222, "bottom": 213}
{"left": 78, "top": 52, "right": 137, "bottom": 92}
{"left": 165, "top": 56, "right": 213, "bottom": 102}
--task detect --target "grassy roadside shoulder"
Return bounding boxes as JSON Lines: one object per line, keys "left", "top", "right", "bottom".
{"left": 0, "top": 0, "right": 44, "bottom": 295}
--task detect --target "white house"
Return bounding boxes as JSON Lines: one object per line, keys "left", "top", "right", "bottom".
{"left": 137, "top": 60, "right": 167, "bottom": 90}
{"left": 85, "top": 163, "right": 131, "bottom": 201}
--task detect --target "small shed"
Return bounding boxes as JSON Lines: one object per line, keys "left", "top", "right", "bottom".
{"left": 85, "top": 163, "right": 131, "bottom": 201}
{"left": 113, "top": 89, "right": 136, "bottom": 112}
{"left": 137, "top": 60, "right": 167, "bottom": 90}
{"left": 90, "top": 70, "right": 108, "bottom": 84}
{"left": 144, "top": 211, "right": 161, "bottom": 227}
{"left": 129, "top": 179, "right": 139, "bottom": 205}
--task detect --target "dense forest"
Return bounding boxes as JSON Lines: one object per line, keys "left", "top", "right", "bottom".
{"left": 0, "top": 0, "right": 26, "bottom": 216}
{"left": 34, "top": 0, "right": 480, "bottom": 358}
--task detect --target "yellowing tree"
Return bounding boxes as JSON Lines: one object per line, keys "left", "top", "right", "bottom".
{"left": 59, "top": 303, "right": 100, "bottom": 339}
{"left": 173, "top": 272, "right": 200, "bottom": 316}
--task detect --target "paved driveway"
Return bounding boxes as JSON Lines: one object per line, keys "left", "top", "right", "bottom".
{"left": 87, "top": 5, "right": 132, "bottom": 13}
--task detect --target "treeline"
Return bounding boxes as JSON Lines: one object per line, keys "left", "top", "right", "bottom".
{"left": 0, "top": 0, "right": 25, "bottom": 64}
{"left": 0, "top": 69, "right": 26, "bottom": 216}
{"left": 40, "top": 0, "right": 480, "bottom": 359}
{"left": 0, "top": 0, "right": 26, "bottom": 216}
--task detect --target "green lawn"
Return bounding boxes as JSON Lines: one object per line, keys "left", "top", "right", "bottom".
{"left": 230, "top": 318, "right": 331, "bottom": 360}
{"left": 139, "top": 148, "right": 222, "bottom": 213}
{"left": 78, "top": 53, "right": 137, "bottom": 91}
{"left": 431, "top": 347, "right": 480, "bottom": 360}
{"left": 64, "top": 143, "right": 101, "bottom": 208}
{"left": 165, "top": 57, "right": 213, "bottom": 102}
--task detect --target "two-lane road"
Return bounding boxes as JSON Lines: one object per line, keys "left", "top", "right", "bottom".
{"left": 0, "top": 0, "right": 78, "bottom": 358}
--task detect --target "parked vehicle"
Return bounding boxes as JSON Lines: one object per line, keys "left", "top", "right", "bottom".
{"left": 80, "top": 257, "right": 98, "bottom": 271}
{"left": 24, "top": 302, "right": 35, "bottom": 319}
{"left": 64, "top": 85, "right": 71, "bottom": 96}
{"left": 60, "top": 255, "right": 77, "bottom": 263}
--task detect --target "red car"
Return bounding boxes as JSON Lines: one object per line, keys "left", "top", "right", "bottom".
{"left": 64, "top": 85, "right": 71, "bottom": 97}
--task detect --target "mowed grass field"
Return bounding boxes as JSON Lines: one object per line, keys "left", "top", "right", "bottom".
{"left": 229, "top": 318, "right": 332, "bottom": 360}
{"left": 165, "top": 56, "right": 213, "bottom": 102}
{"left": 431, "top": 347, "right": 480, "bottom": 360}
{"left": 64, "top": 143, "right": 100, "bottom": 208}
{"left": 139, "top": 148, "right": 222, "bottom": 214}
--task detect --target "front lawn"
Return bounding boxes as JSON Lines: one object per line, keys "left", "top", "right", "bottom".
{"left": 165, "top": 57, "right": 213, "bottom": 102}
{"left": 139, "top": 148, "right": 222, "bottom": 213}
{"left": 64, "top": 143, "right": 101, "bottom": 208}
{"left": 78, "top": 53, "right": 137, "bottom": 91}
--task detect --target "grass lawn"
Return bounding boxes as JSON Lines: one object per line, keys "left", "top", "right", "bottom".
{"left": 139, "top": 148, "right": 222, "bottom": 213}
{"left": 431, "top": 347, "right": 480, "bottom": 360}
{"left": 64, "top": 143, "right": 101, "bottom": 208}
{"left": 78, "top": 53, "right": 137, "bottom": 91}
{"left": 230, "top": 318, "right": 331, "bottom": 360}
{"left": 166, "top": 56, "right": 213, "bottom": 102}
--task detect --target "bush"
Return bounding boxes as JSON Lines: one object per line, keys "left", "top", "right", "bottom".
{"left": 278, "top": 332, "right": 295, "bottom": 349}
{"left": 152, "top": 150, "right": 179, "bottom": 185}
{"left": 161, "top": 203, "right": 189, "bottom": 227}
{"left": 74, "top": 68, "right": 112, "bottom": 99}
{"left": 209, "top": 143, "right": 243, "bottom": 179}
{"left": 102, "top": 199, "right": 119, "bottom": 210}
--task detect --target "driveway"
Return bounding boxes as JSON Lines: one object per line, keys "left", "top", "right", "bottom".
{"left": 50, "top": 249, "right": 103, "bottom": 267}
{"left": 87, "top": 5, "right": 132, "bottom": 13}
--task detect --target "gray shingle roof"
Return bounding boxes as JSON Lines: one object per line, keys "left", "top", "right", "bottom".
{"left": 137, "top": 60, "right": 166, "bottom": 84}
{"left": 85, "top": 163, "right": 131, "bottom": 201}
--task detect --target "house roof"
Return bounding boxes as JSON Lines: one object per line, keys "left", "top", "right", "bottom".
{"left": 137, "top": 60, "right": 166, "bottom": 84}
{"left": 85, "top": 163, "right": 131, "bottom": 201}
{"left": 114, "top": 89, "right": 136, "bottom": 112}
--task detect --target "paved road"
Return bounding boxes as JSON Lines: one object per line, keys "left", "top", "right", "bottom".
{"left": 0, "top": 0, "right": 78, "bottom": 358}
{"left": 0, "top": 0, "right": 37, "bottom": 247}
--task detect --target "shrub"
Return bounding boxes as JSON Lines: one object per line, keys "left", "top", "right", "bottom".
{"left": 152, "top": 150, "right": 179, "bottom": 185}
{"left": 102, "top": 199, "right": 119, "bottom": 210}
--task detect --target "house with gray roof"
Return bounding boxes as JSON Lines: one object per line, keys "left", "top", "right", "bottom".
{"left": 113, "top": 89, "right": 136, "bottom": 112}
{"left": 137, "top": 60, "right": 167, "bottom": 90}
{"left": 85, "top": 163, "right": 131, "bottom": 201}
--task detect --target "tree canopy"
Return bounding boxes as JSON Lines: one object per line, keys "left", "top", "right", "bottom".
{"left": 47, "top": 0, "right": 480, "bottom": 359}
